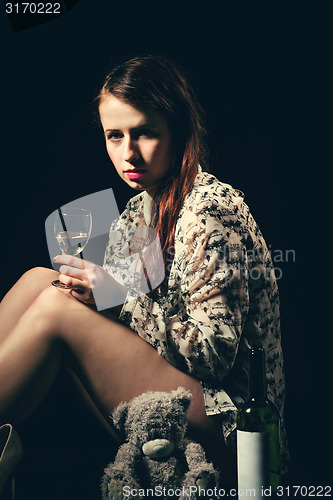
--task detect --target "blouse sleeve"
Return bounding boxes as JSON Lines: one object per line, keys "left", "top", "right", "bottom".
{"left": 103, "top": 202, "right": 164, "bottom": 301}
{"left": 166, "top": 202, "right": 250, "bottom": 385}
{"left": 103, "top": 212, "right": 143, "bottom": 300}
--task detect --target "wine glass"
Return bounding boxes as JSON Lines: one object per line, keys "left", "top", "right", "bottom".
{"left": 51, "top": 207, "right": 92, "bottom": 288}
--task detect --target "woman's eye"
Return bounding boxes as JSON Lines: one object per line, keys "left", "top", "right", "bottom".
{"left": 137, "top": 129, "right": 156, "bottom": 139}
{"left": 107, "top": 132, "right": 122, "bottom": 141}
{"left": 140, "top": 130, "right": 153, "bottom": 137}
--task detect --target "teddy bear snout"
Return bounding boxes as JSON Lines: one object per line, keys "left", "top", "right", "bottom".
{"left": 142, "top": 439, "right": 175, "bottom": 459}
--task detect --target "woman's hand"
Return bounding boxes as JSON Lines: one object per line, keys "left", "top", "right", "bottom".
{"left": 53, "top": 255, "right": 127, "bottom": 308}
{"left": 53, "top": 254, "right": 100, "bottom": 303}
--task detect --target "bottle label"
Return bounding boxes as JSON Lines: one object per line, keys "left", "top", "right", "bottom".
{"left": 237, "top": 430, "right": 270, "bottom": 497}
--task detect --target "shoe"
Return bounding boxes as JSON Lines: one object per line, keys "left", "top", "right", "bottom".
{"left": 0, "top": 424, "right": 23, "bottom": 500}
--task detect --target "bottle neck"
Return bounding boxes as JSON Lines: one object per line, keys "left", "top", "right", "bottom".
{"left": 249, "top": 347, "right": 267, "bottom": 400}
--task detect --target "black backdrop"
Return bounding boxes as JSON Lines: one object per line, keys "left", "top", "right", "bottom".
{"left": 0, "top": 1, "right": 330, "bottom": 493}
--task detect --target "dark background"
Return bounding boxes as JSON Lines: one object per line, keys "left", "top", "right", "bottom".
{"left": 0, "top": 1, "right": 330, "bottom": 498}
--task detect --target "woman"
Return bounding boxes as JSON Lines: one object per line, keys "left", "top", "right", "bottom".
{"left": 0, "top": 55, "right": 287, "bottom": 493}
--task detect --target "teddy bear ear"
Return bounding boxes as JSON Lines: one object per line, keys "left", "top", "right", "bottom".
{"left": 172, "top": 386, "right": 193, "bottom": 412}
{"left": 111, "top": 401, "right": 129, "bottom": 431}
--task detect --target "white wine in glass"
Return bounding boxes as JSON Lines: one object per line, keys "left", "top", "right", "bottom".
{"left": 52, "top": 207, "right": 92, "bottom": 288}
{"left": 55, "top": 231, "right": 90, "bottom": 256}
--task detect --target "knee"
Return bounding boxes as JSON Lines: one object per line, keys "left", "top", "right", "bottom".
{"left": 21, "top": 267, "right": 57, "bottom": 284}
{"left": 19, "top": 267, "right": 59, "bottom": 296}
{"left": 22, "top": 286, "right": 73, "bottom": 335}
{"left": 32, "top": 285, "right": 72, "bottom": 314}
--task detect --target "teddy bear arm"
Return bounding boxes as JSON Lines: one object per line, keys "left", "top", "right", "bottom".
{"left": 113, "top": 442, "right": 141, "bottom": 478}
{"left": 102, "top": 442, "right": 142, "bottom": 499}
{"left": 183, "top": 440, "right": 210, "bottom": 467}
{"left": 182, "top": 441, "right": 219, "bottom": 493}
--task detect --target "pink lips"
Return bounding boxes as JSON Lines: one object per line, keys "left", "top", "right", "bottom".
{"left": 124, "top": 170, "right": 146, "bottom": 179}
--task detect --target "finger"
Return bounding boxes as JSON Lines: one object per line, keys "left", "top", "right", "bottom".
{"left": 70, "top": 289, "right": 92, "bottom": 303}
{"left": 59, "top": 265, "right": 86, "bottom": 279}
{"left": 58, "top": 274, "right": 86, "bottom": 290}
{"left": 53, "top": 254, "right": 85, "bottom": 269}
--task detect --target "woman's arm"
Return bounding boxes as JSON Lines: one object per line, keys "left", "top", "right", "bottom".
{"left": 166, "top": 205, "right": 252, "bottom": 385}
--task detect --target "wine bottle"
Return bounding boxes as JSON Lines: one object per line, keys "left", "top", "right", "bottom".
{"left": 237, "top": 347, "right": 281, "bottom": 497}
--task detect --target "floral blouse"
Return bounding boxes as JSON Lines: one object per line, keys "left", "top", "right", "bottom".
{"left": 103, "top": 168, "right": 288, "bottom": 469}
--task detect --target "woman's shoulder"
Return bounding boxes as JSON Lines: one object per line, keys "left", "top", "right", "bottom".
{"left": 177, "top": 170, "right": 256, "bottom": 241}
{"left": 184, "top": 170, "right": 246, "bottom": 214}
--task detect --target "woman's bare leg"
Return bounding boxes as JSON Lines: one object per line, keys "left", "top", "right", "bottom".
{"left": 0, "top": 267, "right": 127, "bottom": 442}
{"left": 0, "top": 267, "right": 60, "bottom": 343}
{"left": 0, "top": 271, "right": 236, "bottom": 482}
{"left": 0, "top": 286, "right": 205, "bottom": 423}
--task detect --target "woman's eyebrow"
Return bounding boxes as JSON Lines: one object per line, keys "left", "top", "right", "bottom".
{"left": 130, "top": 123, "right": 157, "bottom": 133}
{"left": 104, "top": 128, "right": 120, "bottom": 134}
{"left": 133, "top": 123, "right": 156, "bottom": 129}
{"left": 105, "top": 123, "right": 156, "bottom": 132}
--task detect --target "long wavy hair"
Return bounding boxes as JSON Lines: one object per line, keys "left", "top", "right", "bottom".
{"left": 96, "top": 54, "right": 208, "bottom": 291}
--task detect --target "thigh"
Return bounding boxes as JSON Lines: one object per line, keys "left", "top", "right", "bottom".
{"left": 0, "top": 267, "right": 59, "bottom": 342}
{"left": 32, "top": 287, "right": 208, "bottom": 429}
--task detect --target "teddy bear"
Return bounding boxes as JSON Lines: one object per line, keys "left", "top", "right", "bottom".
{"left": 101, "top": 387, "right": 219, "bottom": 500}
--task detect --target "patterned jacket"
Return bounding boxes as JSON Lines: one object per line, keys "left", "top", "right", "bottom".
{"left": 103, "top": 168, "right": 288, "bottom": 469}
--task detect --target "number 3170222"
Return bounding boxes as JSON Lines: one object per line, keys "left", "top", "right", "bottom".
{"left": 5, "top": 3, "right": 61, "bottom": 14}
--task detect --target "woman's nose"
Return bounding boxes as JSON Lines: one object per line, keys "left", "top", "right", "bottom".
{"left": 123, "top": 137, "right": 139, "bottom": 162}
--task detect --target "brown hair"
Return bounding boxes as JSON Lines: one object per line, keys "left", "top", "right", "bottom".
{"left": 97, "top": 54, "right": 208, "bottom": 289}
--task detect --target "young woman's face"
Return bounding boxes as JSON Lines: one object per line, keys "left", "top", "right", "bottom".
{"left": 99, "top": 95, "right": 173, "bottom": 196}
